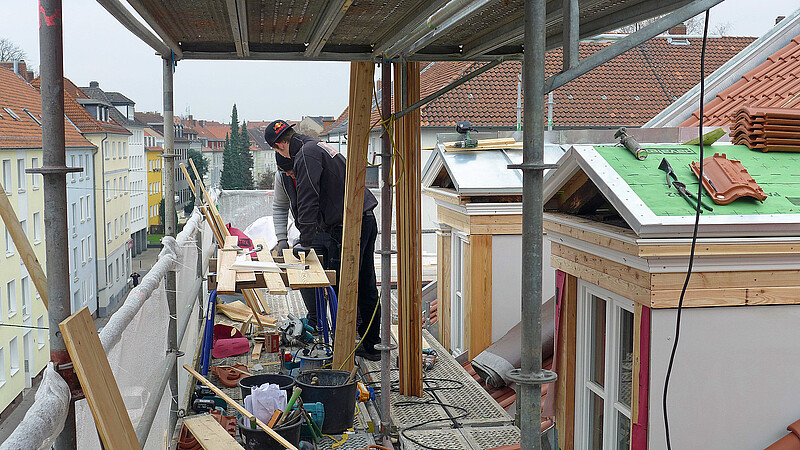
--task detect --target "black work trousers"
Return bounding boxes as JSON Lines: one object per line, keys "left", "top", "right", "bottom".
{"left": 322, "top": 212, "right": 380, "bottom": 352}
{"left": 299, "top": 231, "right": 338, "bottom": 325}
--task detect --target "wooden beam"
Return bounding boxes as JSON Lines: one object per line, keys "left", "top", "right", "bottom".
{"left": 179, "top": 163, "right": 197, "bottom": 196}
{"left": 394, "top": 61, "right": 424, "bottom": 396}
{"left": 631, "top": 304, "right": 651, "bottom": 447}
{"left": 183, "top": 414, "right": 244, "bottom": 450}
{"left": 554, "top": 272, "right": 577, "bottom": 450}
{"left": 252, "top": 238, "right": 287, "bottom": 295}
{"left": 59, "top": 308, "right": 140, "bottom": 449}
{"left": 0, "top": 182, "right": 48, "bottom": 308}
{"left": 437, "top": 229, "right": 452, "bottom": 350}
{"left": 189, "top": 158, "right": 228, "bottom": 239}
{"left": 651, "top": 269, "right": 800, "bottom": 291}
{"left": 333, "top": 61, "right": 374, "bottom": 372}
{"left": 650, "top": 286, "right": 800, "bottom": 308}
{"left": 550, "top": 242, "right": 650, "bottom": 289}
{"left": 550, "top": 255, "right": 651, "bottom": 306}
{"left": 468, "top": 234, "right": 492, "bottom": 358}
{"left": 282, "top": 249, "right": 330, "bottom": 288}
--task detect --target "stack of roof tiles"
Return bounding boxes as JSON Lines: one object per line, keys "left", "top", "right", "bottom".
{"left": 730, "top": 106, "right": 800, "bottom": 152}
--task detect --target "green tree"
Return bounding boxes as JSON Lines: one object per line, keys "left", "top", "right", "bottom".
{"left": 239, "top": 122, "right": 254, "bottom": 189}
{"left": 186, "top": 149, "right": 209, "bottom": 184}
{"left": 220, "top": 104, "right": 241, "bottom": 189}
{"left": 257, "top": 170, "right": 276, "bottom": 189}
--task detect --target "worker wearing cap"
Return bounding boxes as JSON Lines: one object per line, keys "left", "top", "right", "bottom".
{"left": 272, "top": 151, "right": 336, "bottom": 329}
{"left": 265, "top": 119, "right": 381, "bottom": 361}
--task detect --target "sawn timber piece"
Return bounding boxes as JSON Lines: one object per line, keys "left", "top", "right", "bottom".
{"left": 282, "top": 249, "right": 330, "bottom": 288}
{"left": 252, "top": 238, "right": 287, "bottom": 294}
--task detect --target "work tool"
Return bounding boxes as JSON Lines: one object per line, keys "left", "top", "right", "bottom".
{"left": 278, "top": 314, "right": 315, "bottom": 345}
{"left": 658, "top": 158, "right": 714, "bottom": 212}
{"left": 615, "top": 127, "right": 647, "bottom": 160}
{"left": 422, "top": 348, "right": 438, "bottom": 371}
{"left": 453, "top": 121, "right": 478, "bottom": 148}
{"left": 276, "top": 386, "right": 303, "bottom": 426}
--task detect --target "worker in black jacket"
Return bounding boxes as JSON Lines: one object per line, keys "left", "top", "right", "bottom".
{"left": 266, "top": 120, "right": 380, "bottom": 361}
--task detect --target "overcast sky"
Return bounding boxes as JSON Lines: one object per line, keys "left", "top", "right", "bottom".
{"left": 1, "top": 0, "right": 797, "bottom": 123}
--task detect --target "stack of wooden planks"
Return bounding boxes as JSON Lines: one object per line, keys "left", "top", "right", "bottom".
{"left": 394, "top": 61, "right": 424, "bottom": 396}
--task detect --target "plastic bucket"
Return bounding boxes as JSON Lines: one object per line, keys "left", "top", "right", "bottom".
{"left": 237, "top": 416, "right": 302, "bottom": 450}
{"left": 295, "top": 370, "right": 357, "bottom": 434}
{"left": 238, "top": 373, "right": 295, "bottom": 400}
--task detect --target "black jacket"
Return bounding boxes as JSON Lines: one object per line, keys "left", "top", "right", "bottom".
{"left": 289, "top": 134, "right": 378, "bottom": 246}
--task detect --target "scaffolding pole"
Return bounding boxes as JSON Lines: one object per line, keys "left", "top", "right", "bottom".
{"left": 37, "top": 0, "right": 77, "bottom": 447}
{"left": 376, "top": 60, "right": 397, "bottom": 445}
{"left": 506, "top": 0, "right": 557, "bottom": 448}
{"left": 162, "top": 56, "right": 180, "bottom": 439}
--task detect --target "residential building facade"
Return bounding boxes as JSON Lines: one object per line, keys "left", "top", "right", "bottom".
{"left": 0, "top": 67, "right": 93, "bottom": 414}
{"left": 145, "top": 128, "right": 163, "bottom": 231}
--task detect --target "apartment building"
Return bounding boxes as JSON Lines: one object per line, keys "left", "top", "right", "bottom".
{"left": 0, "top": 67, "right": 94, "bottom": 414}
{"left": 145, "top": 127, "right": 163, "bottom": 231}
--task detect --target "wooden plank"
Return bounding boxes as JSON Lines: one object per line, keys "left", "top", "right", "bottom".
{"left": 179, "top": 163, "right": 197, "bottom": 197}
{"left": 469, "top": 214, "right": 522, "bottom": 235}
{"left": 437, "top": 230, "right": 452, "bottom": 350}
{"left": 650, "top": 286, "right": 800, "bottom": 308}
{"left": 394, "top": 61, "right": 423, "bottom": 396}
{"left": 235, "top": 256, "right": 257, "bottom": 283}
{"left": 216, "top": 300, "right": 276, "bottom": 326}
{"left": 468, "top": 235, "right": 492, "bottom": 359}
{"left": 183, "top": 365, "right": 297, "bottom": 450}
{"left": 544, "top": 214, "right": 639, "bottom": 256}
{"left": 651, "top": 269, "right": 800, "bottom": 291}
{"left": 59, "top": 308, "right": 140, "bottom": 450}
{"left": 200, "top": 206, "right": 224, "bottom": 246}
{"left": 252, "top": 238, "right": 287, "bottom": 295}
{"left": 252, "top": 342, "right": 263, "bottom": 361}
{"left": 554, "top": 273, "right": 577, "bottom": 450}
{"left": 631, "top": 303, "right": 642, "bottom": 428}
{"left": 253, "top": 289, "right": 272, "bottom": 314}
{"left": 0, "top": 182, "right": 48, "bottom": 308}
{"left": 183, "top": 415, "right": 243, "bottom": 450}
{"left": 550, "top": 255, "right": 651, "bottom": 306}
{"left": 437, "top": 206, "right": 470, "bottom": 233}
{"left": 282, "top": 249, "right": 330, "bottom": 288}
{"left": 189, "top": 158, "right": 229, "bottom": 239}
{"left": 638, "top": 242, "right": 800, "bottom": 257}
{"left": 216, "top": 244, "right": 239, "bottom": 294}
{"left": 551, "top": 242, "right": 651, "bottom": 289}
{"left": 333, "top": 61, "right": 373, "bottom": 373}
{"left": 422, "top": 187, "right": 463, "bottom": 205}
{"left": 549, "top": 170, "right": 591, "bottom": 210}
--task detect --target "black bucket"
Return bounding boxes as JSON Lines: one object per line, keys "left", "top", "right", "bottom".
{"left": 238, "top": 373, "right": 295, "bottom": 399}
{"left": 237, "top": 416, "right": 301, "bottom": 450}
{"left": 295, "top": 370, "right": 357, "bottom": 434}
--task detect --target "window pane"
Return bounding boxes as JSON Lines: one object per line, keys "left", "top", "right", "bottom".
{"left": 588, "top": 392, "right": 604, "bottom": 449}
{"left": 590, "top": 295, "right": 606, "bottom": 387}
{"left": 616, "top": 411, "right": 631, "bottom": 450}
{"left": 618, "top": 308, "right": 634, "bottom": 409}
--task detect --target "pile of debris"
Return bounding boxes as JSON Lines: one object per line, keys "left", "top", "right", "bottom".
{"left": 731, "top": 106, "right": 800, "bottom": 152}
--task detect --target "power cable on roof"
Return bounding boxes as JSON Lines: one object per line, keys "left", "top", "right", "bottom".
{"left": 662, "top": 9, "right": 710, "bottom": 450}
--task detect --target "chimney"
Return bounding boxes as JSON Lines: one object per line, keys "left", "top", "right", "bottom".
{"left": 668, "top": 23, "right": 687, "bottom": 35}
{"left": 776, "top": 15, "right": 786, "bottom": 25}
{"left": 89, "top": 80, "right": 99, "bottom": 88}
{"left": 199, "top": 120, "right": 205, "bottom": 127}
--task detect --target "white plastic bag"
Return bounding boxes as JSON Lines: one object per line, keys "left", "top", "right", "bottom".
{"left": 243, "top": 383, "right": 287, "bottom": 423}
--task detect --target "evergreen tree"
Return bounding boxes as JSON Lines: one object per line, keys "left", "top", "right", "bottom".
{"left": 220, "top": 133, "right": 236, "bottom": 189}
{"left": 239, "top": 122, "right": 254, "bottom": 189}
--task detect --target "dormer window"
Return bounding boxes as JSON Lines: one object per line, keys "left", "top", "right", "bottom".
{"left": 3, "top": 108, "right": 20, "bottom": 121}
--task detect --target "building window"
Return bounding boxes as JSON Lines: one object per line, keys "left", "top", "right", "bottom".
{"left": 2, "top": 159, "right": 12, "bottom": 193}
{"left": 21, "top": 276, "right": 29, "bottom": 318}
{"left": 37, "top": 316, "right": 46, "bottom": 349}
{"left": 115, "top": 258, "right": 120, "bottom": 281}
{"left": 107, "top": 223, "right": 112, "bottom": 243}
{"left": 17, "top": 159, "right": 26, "bottom": 191}
{"left": 7, "top": 280, "right": 16, "bottom": 318}
{"left": 104, "top": 141, "right": 109, "bottom": 159}
{"left": 113, "top": 179, "right": 117, "bottom": 198}
{"left": 85, "top": 195, "right": 91, "bottom": 221}
{"left": 71, "top": 203, "right": 77, "bottom": 235}
{"left": 106, "top": 181, "right": 111, "bottom": 201}
{"left": 78, "top": 154, "right": 84, "bottom": 180}
{"left": 19, "top": 219, "right": 26, "bottom": 237}
{"left": 32, "top": 211, "right": 41, "bottom": 243}
{"left": 122, "top": 141, "right": 127, "bottom": 158}
{"left": 80, "top": 238, "right": 86, "bottom": 265}
{"left": 0, "top": 347, "right": 5, "bottom": 386}
{"left": 450, "top": 232, "right": 468, "bottom": 357}
{"left": 86, "top": 235, "right": 92, "bottom": 261}
{"left": 79, "top": 197, "right": 85, "bottom": 222}
{"left": 5, "top": 228, "right": 13, "bottom": 257}
{"left": 70, "top": 155, "right": 76, "bottom": 182}
{"left": 9, "top": 337, "right": 18, "bottom": 376}
{"left": 576, "top": 281, "right": 634, "bottom": 450}
{"left": 31, "top": 157, "right": 39, "bottom": 189}
{"left": 108, "top": 264, "right": 113, "bottom": 285}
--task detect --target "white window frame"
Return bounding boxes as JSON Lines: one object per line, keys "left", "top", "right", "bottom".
{"left": 2, "top": 159, "right": 12, "bottom": 193}
{"left": 32, "top": 211, "right": 41, "bottom": 244}
{"left": 450, "top": 231, "right": 468, "bottom": 357}
{"left": 9, "top": 337, "right": 18, "bottom": 376}
{"left": 21, "top": 276, "right": 30, "bottom": 318}
{"left": 6, "top": 279, "right": 16, "bottom": 318}
{"left": 575, "top": 280, "right": 635, "bottom": 450}
{"left": 31, "top": 157, "right": 39, "bottom": 189}
{"left": 0, "top": 347, "right": 5, "bottom": 386}
{"left": 17, "top": 159, "right": 26, "bottom": 192}
{"left": 37, "top": 316, "right": 46, "bottom": 349}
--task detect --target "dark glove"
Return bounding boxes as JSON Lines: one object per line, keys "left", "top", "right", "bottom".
{"left": 271, "top": 239, "right": 290, "bottom": 254}
{"left": 292, "top": 243, "right": 311, "bottom": 260}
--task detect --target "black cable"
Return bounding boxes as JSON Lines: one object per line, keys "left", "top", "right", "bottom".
{"left": 663, "top": 10, "right": 709, "bottom": 450}
{"left": 0, "top": 323, "right": 49, "bottom": 330}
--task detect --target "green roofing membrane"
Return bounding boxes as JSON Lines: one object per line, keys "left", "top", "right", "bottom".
{"left": 593, "top": 144, "right": 800, "bottom": 217}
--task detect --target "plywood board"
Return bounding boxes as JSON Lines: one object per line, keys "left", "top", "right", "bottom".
{"left": 468, "top": 234, "right": 492, "bottom": 358}
{"left": 59, "top": 308, "right": 140, "bottom": 450}
{"left": 183, "top": 415, "right": 243, "bottom": 450}
{"left": 216, "top": 301, "right": 276, "bottom": 326}
{"left": 216, "top": 237, "right": 240, "bottom": 294}
{"left": 253, "top": 238, "right": 287, "bottom": 295}
{"left": 282, "top": 249, "right": 330, "bottom": 288}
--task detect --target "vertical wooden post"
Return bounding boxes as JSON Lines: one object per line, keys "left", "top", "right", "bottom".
{"left": 468, "top": 234, "right": 492, "bottom": 358}
{"left": 333, "top": 61, "right": 375, "bottom": 371}
{"left": 394, "top": 62, "right": 423, "bottom": 396}
{"left": 437, "top": 227, "right": 452, "bottom": 350}
{"left": 555, "top": 272, "right": 577, "bottom": 450}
